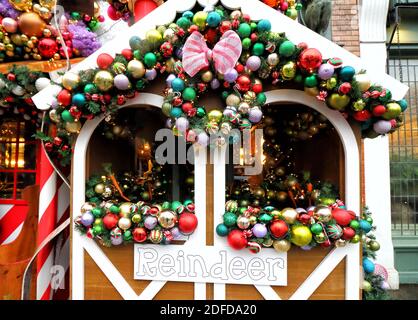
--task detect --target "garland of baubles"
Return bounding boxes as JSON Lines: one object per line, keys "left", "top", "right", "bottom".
{"left": 42, "top": 6, "right": 407, "bottom": 162}
{"left": 0, "top": 0, "right": 103, "bottom": 62}
{"left": 216, "top": 200, "right": 375, "bottom": 253}
{"left": 0, "top": 65, "right": 51, "bottom": 125}
{"left": 262, "top": 0, "right": 302, "bottom": 19}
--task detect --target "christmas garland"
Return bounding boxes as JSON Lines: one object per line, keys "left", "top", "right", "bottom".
{"left": 0, "top": 65, "right": 50, "bottom": 125}
{"left": 0, "top": 0, "right": 102, "bottom": 62}
{"left": 262, "top": 0, "right": 302, "bottom": 19}
{"left": 37, "top": 6, "right": 407, "bottom": 165}
{"left": 76, "top": 162, "right": 197, "bottom": 247}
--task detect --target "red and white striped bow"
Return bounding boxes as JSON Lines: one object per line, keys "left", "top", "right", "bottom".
{"left": 182, "top": 30, "right": 242, "bottom": 77}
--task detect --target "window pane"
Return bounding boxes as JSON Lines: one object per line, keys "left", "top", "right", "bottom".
{"left": 22, "top": 143, "right": 37, "bottom": 170}
{"left": 0, "top": 142, "right": 15, "bottom": 169}
{"left": 16, "top": 173, "right": 36, "bottom": 198}
{"left": 0, "top": 172, "right": 15, "bottom": 199}
{"left": 0, "top": 121, "right": 18, "bottom": 142}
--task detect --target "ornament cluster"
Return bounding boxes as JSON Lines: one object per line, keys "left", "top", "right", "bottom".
{"left": 0, "top": 65, "right": 50, "bottom": 125}
{"left": 0, "top": 0, "right": 102, "bottom": 62}
{"left": 262, "top": 0, "right": 302, "bottom": 19}
{"left": 217, "top": 200, "right": 376, "bottom": 253}
{"left": 76, "top": 199, "right": 198, "bottom": 246}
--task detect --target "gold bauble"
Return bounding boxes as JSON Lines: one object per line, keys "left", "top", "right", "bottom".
{"left": 127, "top": 60, "right": 145, "bottom": 78}
{"left": 226, "top": 94, "right": 241, "bottom": 107}
{"left": 53, "top": 53, "right": 60, "bottom": 60}
{"left": 243, "top": 91, "right": 256, "bottom": 104}
{"left": 193, "top": 11, "right": 208, "bottom": 29}
{"left": 11, "top": 34, "right": 23, "bottom": 46}
{"left": 271, "top": 210, "right": 281, "bottom": 219}
{"left": 281, "top": 61, "right": 296, "bottom": 80}
{"left": 33, "top": 3, "right": 41, "bottom": 12}
{"left": 335, "top": 239, "right": 347, "bottom": 248}
{"left": 280, "top": 207, "right": 298, "bottom": 224}
{"left": 201, "top": 70, "right": 213, "bottom": 83}
{"left": 119, "top": 202, "right": 134, "bottom": 217}
{"left": 313, "top": 205, "right": 332, "bottom": 222}
{"left": 10, "top": 0, "right": 32, "bottom": 11}
{"left": 94, "top": 70, "right": 114, "bottom": 92}
{"left": 145, "top": 29, "right": 162, "bottom": 46}
{"left": 327, "top": 93, "right": 350, "bottom": 111}
{"left": 267, "top": 53, "right": 279, "bottom": 66}
{"left": 290, "top": 225, "right": 312, "bottom": 247}
{"left": 61, "top": 72, "right": 80, "bottom": 91}
{"left": 207, "top": 109, "right": 223, "bottom": 123}
{"left": 354, "top": 73, "right": 371, "bottom": 92}
{"left": 94, "top": 183, "right": 105, "bottom": 194}
{"left": 43, "top": 28, "right": 52, "bottom": 38}
{"left": 273, "top": 239, "right": 292, "bottom": 252}
{"left": 33, "top": 53, "right": 42, "bottom": 60}
{"left": 39, "top": 7, "right": 52, "bottom": 20}
{"left": 18, "top": 12, "right": 46, "bottom": 37}
{"left": 39, "top": 0, "right": 56, "bottom": 9}
{"left": 94, "top": 1, "right": 100, "bottom": 17}
{"left": 158, "top": 210, "right": 177, "bottom": 229}
{"left": 131, "top": 214, "right": 142, "bottom": 224}
{"left": 249, "top": 216, "right": 258, "bottom": 225}
{"left": 81, "top": 202, "right": 95, "bottom": 213}
{"left": 165, "top": 57, "right": 176, "bottom": 73}
{"left": 49, "top": 109, "right": 59, "bottom": 122}
{"left": 304, "top": 86, "right": 319, "bottom": 97}
{"left": 65, "top": 121, "right": 81, "bottom": 133}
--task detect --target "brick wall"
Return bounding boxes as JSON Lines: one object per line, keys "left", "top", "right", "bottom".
{"left": 331, "top": 0, "right": 360, "bottom": 56}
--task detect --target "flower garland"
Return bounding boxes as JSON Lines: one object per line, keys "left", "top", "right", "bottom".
{"left": 0, "top": 65, "right": 50, "bottom": 125}
{"left": 0, "top": 0, "right": 102, "bottom": 62}
{"left": 76, "top": 162, "right": 197, "bottom": 247}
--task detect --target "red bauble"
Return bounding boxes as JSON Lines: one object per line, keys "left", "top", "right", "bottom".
{"left": 342, "top": 227, "right": 356, "bottom": 240}
{"left": 338, "top": 82, "right": 352, "bottom": 95}
{"left": 321, "top": 239, "right": 332, "bottom": 248}
{"left": 220, "top": 20, "right": 232, "bottom": 34}
{"left": 188, "top": 25, "right": 199, "bottom": 33}
{"left": 235, "top": 63, "right": 245, "bottom": 73}
{"left": 7, "top": 73, "right": 15, "bottom": 81}
{"left": 134, "top": 0, "right": 158, "bottom": 22}
{"left": 372, "top": 105, "right": 386, "bottom": 117}
{"left": 53, "top": 137, "right": 62, "bottom": 146}
{"left": 107, "top": 5, "right": 120, "bottom": 20}
{"left": 299, "top": 48, "right": 323, "bottom": 72}
{"left": 121, "top": 48, "right": 133, "bottom": 61}
{"left": 182, "top": 102, "right": 194, "bottom": 114}
{"left": 57, "top": 89, "right": 72, "bottom": 106}
{"left": 298, "top": 42, "right": 308, "bottom": 50}
{"left": 97, "top": 53, "right": 114, "bottom": 69}
{"left": 236, "top": 75, "right": 251, "bottom": 92}
{"left": 353, "top": 110, "right": 372, "bottom": 122}
{"left": 298, "top": 213, "right": 311, "bottom": 225}
{"left": 263, "top": 0, "right": 277, "bottom": 7}
{"left": 38, "top": 38, "right": 58, "bottom": 58}
{"left": 178, "top": 212, "right": 198, "bottom": 235}
{"left": 103, "top": 214, "right": 119, "bottom": 230}
{"left": 227, "top": 229, "right": 248, "bottom": 250}
{"left": 269, "top": 220, "right": 289, "bottom": 239}
{"left": 252, "top": 83, "right": 263, "bottom": 94}
{"left": 332, "top": 208, "right": 355, "bottom": 226}
{"left": 205, "top": 28, "right": 218, "bottom": 44}
{"left": 133, "top": 227, "right": 148, "bottom": 243}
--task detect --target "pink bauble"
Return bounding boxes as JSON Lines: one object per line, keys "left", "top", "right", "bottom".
{"left": 2, "top": 18, "right": 18, "bottom": 33}
{"left": 373, "top": 263, "right": 389, "bottom": 281}
{"left": 246, "top": 56, "right": 261, "bottom": 71}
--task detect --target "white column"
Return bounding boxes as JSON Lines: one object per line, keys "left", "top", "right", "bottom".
{"left": 359, "top": 0, "right": 399, "bottom": 289}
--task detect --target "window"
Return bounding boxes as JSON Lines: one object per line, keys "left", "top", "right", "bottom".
{"left": 0, "top": 120, "right": 38, "bottom": 200}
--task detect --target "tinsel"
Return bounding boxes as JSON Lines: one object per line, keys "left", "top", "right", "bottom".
{"left": 0, "top": 0, "right": 19, "bottom": 19}
{"left": 67, "top": 23, "right": 102, "bottom": 57}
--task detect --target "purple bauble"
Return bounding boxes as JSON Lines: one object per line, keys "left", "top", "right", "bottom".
{"left": 307, "top": 206, "right": 316, "bottom": 212}
{"left": 373, "top": 120, "right": 392, "bottom": 134}
{"left": 380, "top": 281, "right": 390, "bottom": 290}
{"left": 224, "top": 69, "right": 238, "bottom": 83}
{"left": 111, "top": 236, "right": 123, "bottom": 246}
{"left": 176, "top": 117, "right": 189, "bottom": 132}
{"left": 318, "top": 63, "right": 335, "bottom": 80}
{"left": 166, "top": 74, "right": 176, "bottom": 87}
{"left": 301, "top": 245, "right": 313, "bottom": 251}
{"left": 197, "top": 132, "right": 209, "bottom": 147}
{"left": 252, "top": 223, "right": 268, "bottom": 238}
{"left": 50, "top": 98, "right": 58, "bottom": 109}
{"left": 114, "top": 74, "right": 130, "bottom": 90}
{"left": 210, "top": 78, "right": 220, "bottom": 90}
{"left": 223, "top": 106, "right": 236, "bottom": 117}
{"left": 296, "top": 208, "right": 307, "bottom": 214}
{"left": 246, "top": 56, "right": 261, "bottom": 71}
{"left": 144, "top": 215, "right": 158, "bottom": 230}
{"left": 166, "top": 118, "right": 173, "bottom": 129}
{"left": 175, "top": 47, "right": 183, "bottom": 59}
{"left": 248, "top": 107, "right": 263, "bottom": 123}
{"left": 145, "top": 69, "right": 157, "bottom": 81}
{"left": 171, "top": 226, "right": 182, "bottom": 240}
{"left": 81, "top": 212, "right": 94, "bottom": 227}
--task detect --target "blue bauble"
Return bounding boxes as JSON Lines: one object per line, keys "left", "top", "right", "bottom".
{"left": 359, "top": 220, "right": 372, "bottom": 233}
{"left": 171, "top": 78, "right": 185, "bottom": 92}
{"left": 170, "top": 107, "right": 183, "bottom": 118}
{"left": 257, "top": 19, "right": 271, "bottom": 32}
{"left": 177, "top": 16, "right": 191, "bottom": 30}
{"left": 216, "top": 223, "right": 229, "bottom": 237}
{"left": 363, "top": 258, "right": 375, "bottom": 273}
{"left": 129, "top": 36, "right": 142, "bottom": 50}
{"left": 339, "top": 66, "right": 356, "bottom": 81}
{"left": 72, "top": 93, "right": 86, "bottom": 107}
{"left": 207, "top": 11, "right": 221, "bottom": 27}
{"left": 182, "top": 11, "right": 194, "bottom": 19}
{"left": 361, "top": 119, "right": 372, "bottom": 131}
{"left": 398, "top": 99, "right": 408, "bottom": 111}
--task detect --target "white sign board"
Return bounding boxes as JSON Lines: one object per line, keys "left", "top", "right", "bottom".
{"left": 134, "top": 245, "right": 287, "bottom": 286}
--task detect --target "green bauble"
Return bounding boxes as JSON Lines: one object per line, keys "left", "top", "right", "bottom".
{"left": 110, "top": 205, "right": 120, "bottom": 214}
{"left": 196, "top": 107, "right": 206, "bottom": 117}
{"left": 84, "top": 83, "right": 97, "bottom": 94}
{"left": 223, "top": 212, "right": 237, "bottom": 227}
{"left": 123, "top": 230, "right": 133, "bottom": 241}
{"left": 242, "top": 38, "right": 251, "bottom": 50}
{"left": 252, "top": 43, "right": 265, "bottom": 56}
{"left": 216, "top": 223, "right": 229, "bottom": 237}
{"left": 162, "top": 102, "right": 172, "bottom": 117}
{"left": 349, "top": 220, "right": 360, "bottom": 230}
{"left": 368, "top": 240, "right": 380, "bottom": 251}
{"left": 182, "top": 87, "right": 196, "bottom": 101}
{"left": 92, "top": 224, "right": 103, "bottom": 236}
{"left": 279, "top": 40, "right": 296, "bottom": 57}
{"left": 304, "top": 75, "right": 318, "bottom": 88}
{"left": 259, "top": 213, "right": 273, "bottom": 224}
{"left": 91, "top": 207, "right": 103, "bottom": 218}
{"left": 257, "top": 93, "right": 266, "bottom": 105}
{"left": 382, "top": 102, "right": 401, "bottom": 120}
{"left": 177, "top": 17, "right": 191, "bottom": 30}
{"left": 237, "top": 23, "right": 251, "bottom": 38}
{"left": 327, "top": 93, "right": 351, "bottom": 111}
{"left": 61, "top": 110, "right": 74, "bottom": 122}
{"left": 310, "top": 223, "right": 323, "bottom": 235}
{"left": 162, "top": 201, "right": 171, "bottom": 210}
{"left": 144, "top": 52, "right": 157, "bottom": 68}
{"left": 171, "top": 200, "right": 183, "bottom": 211}
{"left": 193, "top": 11, "right": 208, "bottom": 29}
{"left": 366, "top": 217, "right": 373, "bottom": 224}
